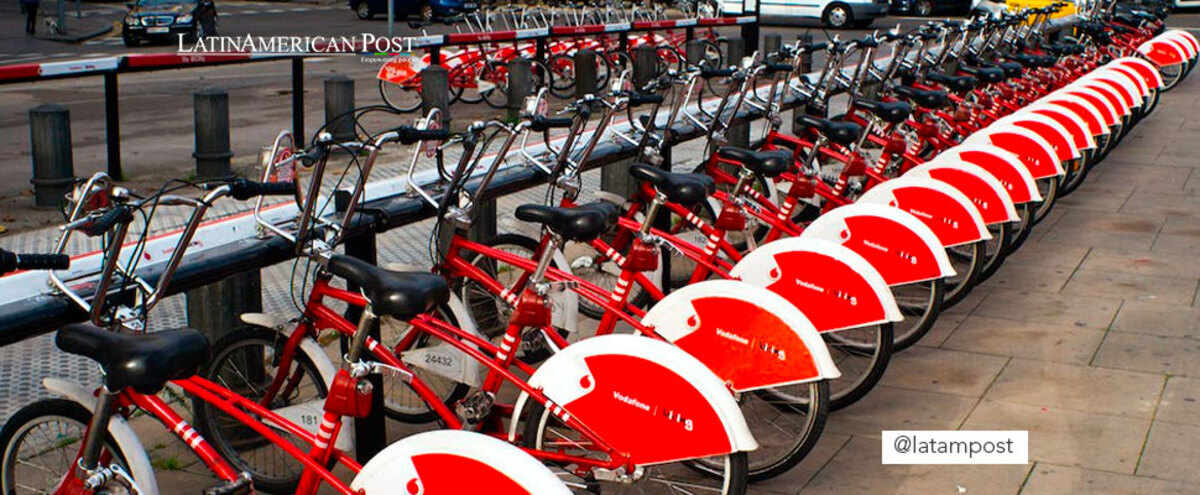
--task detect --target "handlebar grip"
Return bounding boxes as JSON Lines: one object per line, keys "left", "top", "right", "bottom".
{"left": 78, "top": 205, "right": 132, "bottom": 237}
{"left": 629, "top": 92, "right": 665, "bottom": 106}
{"left": 4, "top": 252, "right": 70, "bottom": 272}
{"left": 396, "top": 126, "right": 452, "bottom": 145}
{"left": 803, "top": 41, "right": 829, "bottom": 53}
{"left": 699, "top": 68, "right": 735, "bottom": 78}
{"left": 764, "top": 62, "right": 793, "bottom": 74}
{"left": 228, "top": 178, "right": 297, "bottom": 200}
{"left": 529, "top": 116, "right": 574, "bottom": 132}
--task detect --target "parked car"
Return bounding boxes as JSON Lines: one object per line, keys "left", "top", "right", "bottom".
{"left": 890, "top": 0, "right": 971, "bottom": 16}
{"left": 350, "top": 0, "right": 478, "bottom": 21}
{"left": 122, "top": 0, "right": 217, "bottom": 47}
{"left": 721, "top": 0, "right": 889, "bottom": 28}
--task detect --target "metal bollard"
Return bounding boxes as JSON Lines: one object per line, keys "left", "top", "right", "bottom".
{"left": 685, "top": 39, "right": 706, "bottom": 67}
{"left": 324, "top": 75, "right": 356, "bottom": 142}
{"left": 28, "top": 104, "right": 75, "bottom": 208}
{"left": 798, "top": 34, "right": 814, "bottom": 73}
{"left": 507, "top": 58, "right": 533, "bottom": 121}
{"left": 764, "top": 33, "right": 782, "bottom": 58}
{"left": 574, "top": 50, "right": 598, "bottom": 98}
{"left": 420, "top": 65, "right": 450, "bottom": 127}
{"left": 725, "top": 39, "right": 750, "bottom": 148}
{"left": 601, "top": 45, "right": 658, "bottom": 198}
{"left": 185, "top": 271, "right": 262, "bottom": 343}
{"left": 193, "top": 88, "right": 234, "bottom": 181}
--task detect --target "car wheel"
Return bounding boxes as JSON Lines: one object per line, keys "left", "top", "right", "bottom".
{"left": 914, "top": 0, "right": 934, "bottom": 16}
{"left": 822, "top": 3, "right": 853, "bottom": 29}
{"left": 122, "top": 32, "right": 139, "bottom": 47}
{"left": 356, "top": 2, "right": 374, "bottom": 20}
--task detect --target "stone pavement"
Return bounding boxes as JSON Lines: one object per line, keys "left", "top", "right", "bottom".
{"left": 5, "top": 71, "right": 1200, "bottom": 494}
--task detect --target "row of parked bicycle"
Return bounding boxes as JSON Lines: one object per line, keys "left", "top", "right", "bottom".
{"left": 0, "top": 0, "right": 1194, "bottom": 493}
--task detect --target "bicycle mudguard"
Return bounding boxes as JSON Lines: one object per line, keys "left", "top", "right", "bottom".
{"left": 904, "top": 162, "right": 1020, "bottom": 224}
{"left": 351, "top": 431, "right": 570, "bottom": 494}
{"left": 511, "top": 334, "right": 758, "bottom": 465}
{"left": 997, "top": 112, "right": 1081, "bottom": 162}
{"left": 799, "top": 203, "right": 955, "bottom": 286}
{"left": 930, "top": 146, "right": 1042, "bottom": 204}
{"left": 856, "top": 177, "right": 991, "bottom": 247}
{"left": 1069, "top": 81, "right": 1133, "bottom": 117}
{"left": 1102, "top": 65, "right": 1153, "bottom": 99}
{"left": 42, "top": 378, "right": 160, "bottom": 495}
{"left": 1112, "top": 57, "right": 1165, "bottom": 89}
{"left": 1040, "top": 94, "right": 1110, "bottom": 137}
{"left": 1059, "top": 87, "right": 1121, "bottom": 126}
{"left": 963, "top": 124, "right": 1063, "bottom": 179}
{"left": 1138, "top": 37, "right": 1187, "bottom": 67}
{"left": 729, "top": 238, "right": 902, "bottom": 332}
{"left": 1083, "top": 72, "right": 1143, "bottom": 109}
{"left": 641, "top": 280, "right": 841, "bottom": 391}
{"left": 1162, "top": 30, "right": 1200, "bottom": 58}
{"left": 1025, "top": 105, "right": 1098, "bottom": 151}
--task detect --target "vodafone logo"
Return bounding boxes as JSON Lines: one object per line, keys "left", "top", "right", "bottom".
{"left": 612, "top": 391, "right": 651, "bottom": 412}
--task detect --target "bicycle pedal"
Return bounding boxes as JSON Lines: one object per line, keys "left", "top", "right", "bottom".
{"left": 455, "top": 390, "right": 495, "bottom": 425}
{"left": 203, "top": 474, "right": 253, "bottom": 495}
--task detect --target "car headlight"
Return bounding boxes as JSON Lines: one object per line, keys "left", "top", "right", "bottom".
{"left": 176, "top": 14, "right": 192, "bottom": 24}
{"left": 141, "top": 17, "right": 153, "bottom": 26}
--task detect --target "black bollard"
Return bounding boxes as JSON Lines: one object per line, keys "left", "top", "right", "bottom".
{"left": 324, "top": 75, "right": 356, "bottom": 142}
{"left": 193, "top": 88, "right": 234, "bottom": 181}
{"left": 28, "top": 104, "right": 75, "bottom": 208}
{"left": 575, "top": 50, "right": 598, "bottom": 98}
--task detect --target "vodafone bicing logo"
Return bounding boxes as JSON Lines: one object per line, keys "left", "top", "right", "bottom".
{"left": 610, "top": 389, "right": 696, "bottom": 432}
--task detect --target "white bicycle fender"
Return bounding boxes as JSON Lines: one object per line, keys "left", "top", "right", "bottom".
{"left": 511, "top": 334, "right": 758, "bottom": 463}
{"left": 1060, "top": 86, "right": 1121, "bottom": 126}
{"left": 730, "top": 237, "right": 902, "bottom": 332}
{"left": 1083, "top": 71, "right": 1143, "bottom": 109}
{"left": 1068, "top": 80, "right": 1132, "bottom": 117}
{"left": 1138, "top": 38, "right": 1187, "bottom": 67}
{"left": 1112, "top": 57, "right": 1165, "bottom": 89}
{"left": 934, "top": 145, "right": 1042, "bottom": 204}
{"left": 857, "top": 177, "right": 992, "bottom": 247}
{"left": 997, "top": 112, "right": 1081, "bottom": 161}
{"left": 1039, "top": 93, "right": 1110, "bottom": 137}
{"left": 905, "top": 161, "right": 1020, "bottom": 223}
{"left": 42, "top": 378, "right": 160, "bottom": 495}
{"left": 800, "top": 203, "right": 955, "bottom": 285}
{"left": 642, "top": 280, "right": 840, "bottom": 392}
{"left": 1102, "top": 64, "right": 1152, "bottom": 100}
{"left": 1162, "top": 30, "right": 1199, "bottom": 58}
{"left": 964, "top": 124, "right": 1064, "bottom": 179}
{"left": 352, "top": 430, "right": 571, "bottom": 494}
{"left": 1026, "top": 104, "right": 1098, "bottom": 151}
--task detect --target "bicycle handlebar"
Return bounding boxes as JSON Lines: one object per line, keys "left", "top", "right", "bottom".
{"left": 395, "top": 126, "right": 453, "bottom": 145}
{"left": 529, "top": 116, "right": 574, "bottom": 132}
{"left": 0, "top": 250, "right": 70, "bottom": 275}
{"left": 227, "top": 179, "right": 297, "bottom": 201}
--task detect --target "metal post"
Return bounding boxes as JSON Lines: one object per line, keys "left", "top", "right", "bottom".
{"left": 193, "top": 87, "right": 233, "bottom": 181}
{"left": 726, "top": 39, "right": 750, "bottom": 148}
{"left": 103, "top": 71, "right": 121, "bottom": 180}
{"left": 185, "top": 272, "right": 261, "bottom": 343}
{"left": 387, "top": 0, "right": 394, "bottom": 38}
{"left": 601, "top": 45, "right": 657, "bottom": 198}
{"left": 764, "top": 33, "right": 781, "bottom": 57}
{"left": 420, "top": 65, "right": 450, "bottom": 127}
{"left": 798, "top": 34, "right": 813, "bottom": 73}
{"left": 324, "top": 75, "right": 355, "bottom": 142}
{"left": 685, "top": 39, "right": 706, "bottom": 67}
{"left": 741, "top": 3, "right": 760, "bottom": 53}
{"left": 56, "top": 0, "right": 65, "bottom": 34}
{"left": 292, "top": 58, "right": 305, "bottom": 146}
{"left": 28, "top": 104, "right": 75, "bottom": 208}
{"left": 334, "top": 191, "right": 386, "bottom": 463}
{"left": 574, "top": 50, "right": 598, "bottom": 98}
{"left": 507, "top": 58, "right": 532, "bottom": 122}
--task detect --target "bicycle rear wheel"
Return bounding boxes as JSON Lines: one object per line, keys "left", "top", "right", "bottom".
{"left": 891, "top": 279, "right": 945, "bottom": 351}
{"left": 379, "top": 79, "right": 423, "bottom": 113}
{"left": 943, "top": 240, "right": 985, "bottom": 308}
{"left": 823, "top": 323, "right": 893, "bottom": 410}
{"left": 976, "top": 221, "right": 1013, "bottom": 284}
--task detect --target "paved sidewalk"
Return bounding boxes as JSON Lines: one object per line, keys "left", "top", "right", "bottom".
{"left": 2, "top": 71, "right": 1199, "bottom": 493}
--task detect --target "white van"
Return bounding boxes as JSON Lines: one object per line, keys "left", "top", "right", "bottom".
{"left": 720, "top": 0, "right": 890, "bottom": 29}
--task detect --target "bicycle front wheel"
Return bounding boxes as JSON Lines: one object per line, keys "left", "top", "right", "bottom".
{"left": 379, "top": 79, "right": 423, "bottom": 113}
{"left": 0, "top": 399, "right": 131, "bottom": 495}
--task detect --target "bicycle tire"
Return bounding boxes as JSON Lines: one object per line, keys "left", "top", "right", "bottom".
{"left": 522, "top": 400, "right": 750, "bottom": 493}
{"left": 975, "top": 221, "right": 1013, "bottom": 284}
{"left": 892, "top": 278, "right": 945, "bottom": 351}
{"left": 0, "top": 399, "right": 130, "bottom": 495}
{"left": 943, "top": 240, "right": 986, "bottom": 308}
{"left": 1031, "top": 176, "right": 1060, "bottom": 225}
{"left": 379, "top": 79, "right": 423, "bottom": 113}
{"left": 191, "top": 325, "right": 330, "bottom": 494}
{"left": 1004, "top": 203, "right": 1037, "bottom": 255}
{"left": 548, "top": 53, "right": 577, "bottom": 99}
{"left": 699, "top": 380, "right": 830, "bottom": 482}
{"left": 823, "top": 323, "right": 893, "bottom": 410}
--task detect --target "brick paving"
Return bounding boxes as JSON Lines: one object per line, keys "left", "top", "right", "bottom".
{"left": 2, "top": 70, "right": 1199, "bottom": 494}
